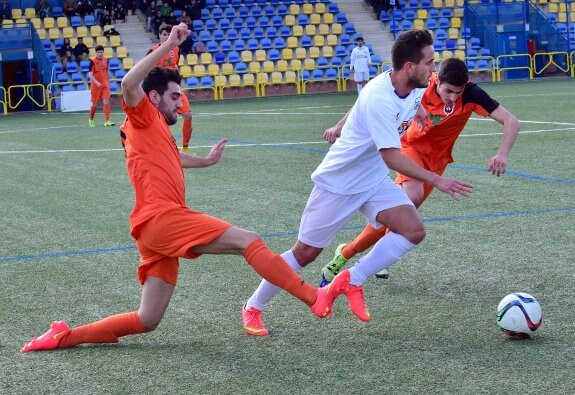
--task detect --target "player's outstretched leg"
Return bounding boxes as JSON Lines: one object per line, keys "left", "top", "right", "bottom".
{"left": 311, "top": 269, "right": 351, "bottom": 318}
{"left": 320, "top": 243, "right": 348, "bottom": 287}
{"left": 20, "top": 321, "right": 71, "bottom": 352}
{"left": 344, "top": 283, "right": 370, "bottom": 322}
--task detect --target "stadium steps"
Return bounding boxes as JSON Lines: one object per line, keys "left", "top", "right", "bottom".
{"left": 113, "top": 13, "right": 156, "bottom": 62}
{"left": 335, "top": 0, "right": 393, "bottom": 64}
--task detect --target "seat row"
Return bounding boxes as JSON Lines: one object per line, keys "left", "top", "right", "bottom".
{"left": 195, "top": 12, "right": 343, "bottom": 31}
{"left": 200, "top": 2, "right": 335, "bottom": 19}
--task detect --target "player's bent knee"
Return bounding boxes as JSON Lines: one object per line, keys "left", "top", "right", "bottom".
{"left": 404, "top": 226, "right": 426, "bottom": 245}
{"left": 292, "top": 243, "right": 322, "bottom": 266}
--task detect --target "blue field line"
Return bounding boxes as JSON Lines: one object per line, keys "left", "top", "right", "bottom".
{"left": 448, "top": 165, "right": 575, "bottom": 185}
{"left": 2, "top": 207, "right": 573, "bottom": 263}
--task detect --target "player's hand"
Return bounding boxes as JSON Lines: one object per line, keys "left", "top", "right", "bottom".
{"left": 413, "top": 104, "right": 426, "bottom": 131}
{"left": 95, "top": 80, "right": 102, "bottom": 88}
{"left": 206, "top": 138, "right": 227, "bottom": 165}
{"left": 323, "top": 126, "right": 341, "bottom": 144}
{"left": 487, "top": 153, "right": 508, "bottom": 176}
{"left": 434, "top": 176, "right": 473, "bottom": 201}
{"left": 168, "top": 23, "right": 191, "bottom": 47}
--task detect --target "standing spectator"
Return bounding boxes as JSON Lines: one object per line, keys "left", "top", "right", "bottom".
{"left": 113, "top": 2, "right": 126, "bottom": 23}
{"left": 164, "top": 10, "right": 177, "bottom": 26}
{"left": 0, "top": 0, "right": 12, "bottom": 19}
{"left": 35, "top": 0, "right": 52, "bottom": 18}
{"left": 187, "top": 0, "right": 201, "bottom": 21}
{"left": 76, "top": 0, "right": 94, "bottom": 17}
{"left": 74, "top": 37, "right": 90, "bottom": 61}
{"left": 88, "top": 45, "right": 114, "bottom": 127}
{"left": 350, "top": 36, "right": 372, "bottom": 93}
{"left": 152, "top": 10, "right": 164, "bottom": 36}
{"left": 145, "top": 1, "right": 156, "bottom": 32}
{"left": 63, "top": 0, "right": 78, "bottom": 18}
{"left": 99, "top": 8, "right": 112, "bottom": 26}
{"left": 59, "top": 38, "right": 75, "bottom": 70}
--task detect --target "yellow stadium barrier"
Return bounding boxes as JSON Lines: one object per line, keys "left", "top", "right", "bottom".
{"left": 301, "top": 65, "right": 340, "bottom": 94}
{"left": 532, "top": 51, "right": 570, "bottom": 76}
{"left": 571, "top": 51, "right": 575, "bottom": 77}
{"left": 46, "top": 81, "right": 88, "bottom": 111}
{"left": 0, "top": 86, "right": 7, "bottom": 114}
{"left": 465, "top": 56, "right": 497, "bottom": 81}
{"left": 7, "top": 84, "right": 46, "bottom": 112}
{"left": 496, "top": 53, "right": 533, "bottom": 81}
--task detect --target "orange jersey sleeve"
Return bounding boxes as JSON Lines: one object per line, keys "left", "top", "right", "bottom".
{"left": 89, "top": 56, "right": 109, "bottom": 87}
{"left": 121, "top": 96, "right": 186, "bottom": 237}
{"left": 151, "top": 44, "right": 180, "bottom": 69}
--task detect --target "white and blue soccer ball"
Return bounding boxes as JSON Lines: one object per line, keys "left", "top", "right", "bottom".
{"left": 496, "top": 292, "right": 542, "bottom": 339}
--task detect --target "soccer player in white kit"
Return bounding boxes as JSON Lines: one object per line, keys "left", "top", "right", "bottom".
{"left": 241, "top": 30, "right": 474, "bottom": 336}
{"left": 350, "top": 36, "right": 372, "bottom": 93}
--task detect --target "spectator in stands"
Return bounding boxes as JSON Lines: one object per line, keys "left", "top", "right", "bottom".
{"left": 64, "top": 0, "right": 78, "bottom": 18}
{"left": 93, "top": 0, "right": 104, "bottom": 22}
{"left": 187, "top": 0, "right": 201, "bottom": 21}
{"left": 59, "top": 38, "right": 75, "bottom": 70}
{"left": 99, "top": 8, "right": 112, "bottom": 26}
{"left": 159, "top": 1, "right": 172, "bottom": 17}
{"left": 124, "top": 0, "right": 135, "bottom": 16}
{"left": 164, "top": 10, "right": 177, "bottom": 26}
{"left": 153, "top": 9, "right": 164, "bottom": 37}
{"left": 382, "top": 0, "right": 401, "bottom": 13}
{"left": 35, "top": 0, "right": 52, "bottom": 18}
{"left": 74, "top": 37, "right": 90, "bottom": 61}
{"left": 113, "top": 2, "right": 126, "bottom": 23}
{"left": 145, "top": 1, "right": 156, "bottom": 32}
{"left": 76, "top": 0, "right": 94, "bottom": 17}
{"left": 178, "top": 10, "right": 192, "bottom": 29}
{"left": 0, "top": 0, "right": 12, "bottom": 19}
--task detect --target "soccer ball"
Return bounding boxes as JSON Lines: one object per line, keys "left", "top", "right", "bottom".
{"left": 496, "top": 292, "right": 542, "bottom": 339}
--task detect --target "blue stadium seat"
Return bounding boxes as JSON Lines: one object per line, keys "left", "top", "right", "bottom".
{"left": 240, "top": 27, "right": 251, "bottom": 39}
{"left": 201, "top": 76, "right": 214, "bottom": 87}
{"left": 328, "top": 3, "right": 339, "bottom": 13}
{"left": 187, "top": 77, "right": 199, "bottom": 88}
{"left": 261, "top": 38, "right": 272, "bottom": 49}
{"left": 470, "top": 37, "right": 481, "bottom": 49}
{"left": 461, "top": 27, "right": 471, "bottom": 39}
{"left": 66, "top": 62, "right": 78, "bottom": 73}
{"left": 224, "top": 7, "right": 236, "bottom": 19}
{"left": 47, "top": 50, "right": 57, "bottom": 62}
{"left": 244, "top": 0, "right": 254, "bottom": 5}
{"left": 220, "top": 40, "right": 232, "bottom": 51}
{"left": 231, "top": 0, "right": 241, "bottom": 5}
{"left": 220, "top": 18, "right": 231, "bottom": 29}
{"left": 266, "top": 27, "right": 277, "bottom": 38}
{"left": 268, "top": 48, "right": 280, "bottom": 61}
{"left": 109, "top": 58, "right": 122, "bottom": 71}
{"left": 340, "top": 34, "right": 351, "bottom": 45}
{"left": 276, "top": 5, "right": 288, "bottom": 16}
{"left": 273, "top": 37, "right": 286, "bottom": 49}
{"left": 331, "top": 57, "right": 342, "bottom": 67}
{"left": 54, "top": 38, "right": 64, "bottom": 50}
{"left": 57, "top": 73, "right": 69, "bottom": 82}
{"left": 301, "top": 36, "right": 312, "bottom": 48}
{"left": 110, "top": 81, "right": 120, "bottom": 93}
{"left": 441, "top": 9, "right": 452, "bottom": 18}
{"left": 235, "top": 62, "right": 247, "bottom": 73}
{"left": 335, "top": 45, "right": 346, "bottom": 57}
{"left": 371, "top": 54, "right": 382, "bottom": 64}
{"left": 297, "top": 14, "right": 309, "bottom": 25}
{"left": 466, "top": 49, "right": 478, "bottom": 57}
{"left": 272, "top": 15, "right": 284, "bottom": 26}
{"left": 206, "top": 19, "right": 217, "bottom": 30}
{"left": 253, "top": 27, "right": 265, "bottom": 39}
{"left": 213, "top": 29, "right": 225, "bottom": 41}
{"left": 199, "top": 30, "right": 211, "bottom": 41}
{"left": 279, "top": 25, "right": 291, "bottom": 37}
{"left": 429, "top": 9, "right": 440, "bottom": 18}
{"left": 115, "top": 69, "right": 126, "bottom": 79}
{"left": 42, "top": 39, "right": 52, "bottom": 50}
{"left": 405, "top": 10, "right": 416, "bottom": 20}
{"left": 312, "top": 69, "right": 324, "bottom": 80}
{"left": 201, "top": 9, "right": 210, "bottom": 19}
{"left": 336, "top": 12, "right": 347, "bottom": 23}
{"left": 477, "top": 59, "right": 489, "bottom": 69}
{"left": 426, "top": 18, "right": 437, "bottom": 30}
{"left": 480, "top": 48, "right": 491, "bottom": 56}
{"left": 466, "top": 60, "right": 475, "bottom": 70}
{"left": 214, "top": 52, "right": 226, "bottom": 64}
{"left": 84, "top": 15, "right": 95, "bottom": 26}
{"left": 62, "top": 85, "right": 75, "bottom": 92}
{"left": 193, "top": 20, "right": 203, "bottom": 31}
{"left": 445, "top": 39, "right": 456, "bottom": 50}
{"left": 317, "top": 57, "right": 328, "bottom": 67}
{"left": 206, "top": 0, "right": 216, "bottom": 6}
{"left": 380, "top": 11, "right": 390, "bottom": 22}
{"left": 80, "top": 60, "right": 91, "bottom": 72}
{"left": 76, "top": 84, "right": 87, "bottom": 91}
{"left": 53, "top": 63, "right": 63, "bottom": 74}
{"left": 264, "top": 5, "right": 275, "bottom": 16}
{"left": 52, "top": 6, "right": 63, "bottom": 17}
{"left": 233, "top": 39, "right": 246, "bottom": 51}
{"left": 433, "top": 40, "right": 444, "bottom": 51}
{"left": 248, "top": 38, "right": 259, "bottom": 50}
{"left": 71, "top": 72, "right": 83, "bottom": 82}
{"left": 251, "top": 6, "right": 262, "bottom": 17}
{"left": 408, "top": 0, "right": 418, "bottom": 7}
{"left": 435, "top": 28, "right": 447, "bottom": 40}
{"left": 258, "top": 16, "right": 270, "bottom": 28}
{"left": 389, "top": 20, "right": 399, "bottom": 32}
{"left": 228, "top": 51, "right": 240, "bottom": 63}
{"left": 246, "top": 17, "right": 257, "bottom": 28}
{"left": 232, "top": 17, "right": 243, "bottom": 29}
{"left": 212, "top": 8, "right": 223, "bottom": 19}
{"left": 421, "top": 0, "right": 432, "bottom": 8}
{"left": 439, "top": 17, "right": 450, "bottom": 28}
{"left": 207, "top": 40, "right": 219, "bottom": 52}
{"left": 238, "top": 6, "right": 249, "bottom": 17}
{"left": 344, "top": 22, "right": 356, "bottom": 34}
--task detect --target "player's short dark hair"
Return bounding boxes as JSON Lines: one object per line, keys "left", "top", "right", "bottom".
{"left": 95, "top": 45, "right": 104, "bottom": 52}
{"left": 159, "top": 24, "right": 172, "bottom": 35}
{"left": 142, "top": 67, "right": 182, "bottom": 96}
{"left": 356, "top": 36, "right": 364, "bottom": 41}
{"left": 391, "top": 29, "right": 434, "bottom": 71}
{"left": 438, "top": 57, "right": 469, "bottom": 87}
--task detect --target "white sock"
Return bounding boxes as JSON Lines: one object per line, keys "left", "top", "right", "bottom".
{"left": 357, "top": 83, "right": 363, "bottom": 93}
{"left": 349, "top": 232, "right": 416, "bottom": 286}
{"left": 245, "top": 249, "right": 303, "bottom": 311}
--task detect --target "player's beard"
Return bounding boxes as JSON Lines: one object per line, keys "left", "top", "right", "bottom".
{"left": 408, "top": 72, "right": 429, "bottom": 89}
{"left": 158, "top": 99, "right": 178, "bottom": 125}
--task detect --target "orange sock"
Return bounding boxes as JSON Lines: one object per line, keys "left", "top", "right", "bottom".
{"left": 58, "top": 311, "right": 148, "bottom": 348}
{"left": 89, "top": 106, "right": 96, "bottom": 120}
{"left": 182, "top": 119, "right": 192, "bottom": 147}
{"left": 103, "top": 103, "right": 111, "bottom": 121}
{"left": 342, "top": 224, "right": 389, "bottom": 259}
{"left": 243, "top": 239, "right": 316, "bottom": 307}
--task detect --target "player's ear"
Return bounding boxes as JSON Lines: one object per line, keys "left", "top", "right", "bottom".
{"left": 148, "top": 90, "right": 161, "bottom": 105}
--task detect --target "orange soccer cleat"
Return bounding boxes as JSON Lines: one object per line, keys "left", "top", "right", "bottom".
{"left": 242, "top": 305, "right": 269, "bottom": 337}
{"left": 345, "top": 284, "right": 371, "bottom": 322}
{"left": 311, "top": 269, "right": 351, "bottom": 318}
{"left": 20, "top": 321, "right": 70, "bottom": 352}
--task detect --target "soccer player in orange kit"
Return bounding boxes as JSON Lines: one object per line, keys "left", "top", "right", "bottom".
{"left": 21, "top": 23, "right": 350, "bottom": 352}
{"left": 148, "top": 24, "right": 194, "bottom": 151}
{"left": 320, "top": 57, "right": 520, "bottom": 285}
{"left": 88, "top": 45, "right": 115, "bottom": 127}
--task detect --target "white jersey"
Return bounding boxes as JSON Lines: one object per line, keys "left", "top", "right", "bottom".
{"left": 350, "top": 46, "right": 371, "bottom": 72}
{"left": 311, "top": 71, "right": 425, "bottom": 195}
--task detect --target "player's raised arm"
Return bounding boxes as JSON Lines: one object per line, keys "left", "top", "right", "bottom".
{"left": 121, "top": 23, "right": 191, "bottom": 108}
{"left": 487, "top": 105, "right": 520, "bottom": 176}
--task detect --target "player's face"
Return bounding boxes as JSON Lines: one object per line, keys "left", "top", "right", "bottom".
{"left": 159, "top": 30, "right": 170, "bottom": 44}
{"left": 96, "top": 50, "right": 104, "bottom": 59}
{"left": 158, "top": 81, "right": 182, "bottom": 126}
{"left": 436, "top": 81, "right": 465, "bottom": 106}
{"left": 408, "top": 45, "right": 436, "bottom": 89}
{"left": 357, "top": 40, "right": 363, "bottom": 47}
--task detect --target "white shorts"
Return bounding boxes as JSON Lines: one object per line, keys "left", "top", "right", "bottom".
{"left": 298, "top": 178, "right": 414, "bottom": 248}
{"left": 353, "top": 71, "right": 370, "bottom": 82}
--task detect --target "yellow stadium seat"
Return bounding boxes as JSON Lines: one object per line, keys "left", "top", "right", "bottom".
{"left": 104, "top": 24, "right": 114, "bottom": 32}
{"left": 448, "top": 28, "right": 459, "bottom": 39}
{"left": 284, "top": 15, "right": 295, "bottom": 26}
{"left": 309, "top": 46, "right": 320, "bottom": 59}
{"left": 256, "top": 72, "right": 268, "bottom": 85}
{"left": 228, "top": 74, "right": 241, "bottom": 86}
{"left": 304, "top": 58, "right": 315, "bottom": 70}
{"left": 454, "top": 8, "right": 464, "bottom": 17}
{"left": 433, "top": 0, "right": 443, "bottom": 7}
{"left": 187, "top": 53, "right": 198, "bottom": 66}
{"left": 48, "top": 28, "right": 60, "bottom": 40}
{"left": 434, "top": 51, "right": 441, "bottom": 62}
{"left": 109, "top": 35, "right": 122, "bottom": 47}
{"left": 193, "top": 65, "right": 206, "bottom": 76}
{"left": 123, "top": 57, "right": 134, "bottom": 70}
{"left": 310, "top": 13, "right": 321, "bottom": 25}
{"left": 241, "top": 50, "right": 253, "bottom": 63}
{"left": 25, "top": 8, "right": 35, "bottom": 18}
{"left": 331, "top": 23, "right": 342, "bottom": 34}
{"left": 57, "top": 16, "right": 68, "bottom": 28}
{"left": 303, "top": 3, "right": 313, "bottom": 15}
{"left": 451, "top": 17, "right": 461, "bottom": 28}
{"left": 327, "top": 34, "right": 338, "bottom": 46}
{"left": 208, "top": 64, "right": 219, "bottom": 75}
{"left": 11, "top": 9, "right": 22, "bottom": 19}
{"left": 305, "top": 24, "right": 317, "bottom": 36}
{"left": 96, "top": 36, "right": 108, "bottom": 47}
{"left": 214, "top": 75, "right": 226, "bottom": 88}
{"left": 285, "top": 70, "right": 297, "bottom": 83}
{"left": 323, "top": 13, "right": 334, "bottom": 24}
{"left": 249, "top": 61, "right": 261, "bottom": 73}
{"left": 90, "top": 25, "right": 102, "bottom": 37}
{"left": 322, "top": 46, "right": 333, "bottom": 58}
{"left": 43, "top": 17, "right": 55, "bottom": 29}
{"left": 287, "top": 36, "right": 299, "bottom": 49}
{"left": 83, "top": 36, "right": 94, "bottom": 47}
{"left": 318, "top": 24, "right": 330, "bottom": 35}
{"left": 559, "top": 2, "right": 567, "bottom": 12}
{"left": 180, "top": 65, "right": 193, "bottom": 77}
{"left": 282, "top": 48, "right": 293, "bottom": 60}
{"left": 289, "top": 4, "right": 300, "bottom": 15}
{"left": 221, "top": 63, "right": 234, "bottom": 75}
{"left": 456, "top": 0, "right": 463, "bottom": 6}
{"left": 315, "top": 3, "right": 326, "bottom": 14}
{"left": 62, "top": 26, "right": 74, "bottom": 38}
{"left": 31, "top": 17, "right": 41, "bottom": 29}
{"left": 558, "top": 13, "right": 567, "bottom": 23}
{"left": 255, "top": 49, "right": 267, "bottom": 62}
{"left": 454, "top": 50, "right": 465, "bottom": 60}
{"left": 441, "top": 50, "right": 453, "bottom": 59}
{"left": 179, "top": 55, "right": 184, "bottom": 66}
{"left": 2, "top": 19, "right": 14, "bottom": 28}
{"left": 444, "top": 0, "right": 454, "bottom": 6}
{"left": 271, "top": 71, "right": 283, "bottom": 83}
{"left": 244, "top": 73, "right": 256, "bottom": 85}
{"left": 277, "top": 60, "right": 288, "bottom": 72}
{"left": 116, "top": 46, "right": 128, "bottom": 58}
{"left": 262, "top": 61, "right": 275, "bottom": 73}
{"left": 70, "top": 37, "right": 78, "bottom": 47}
{"left": 15, "top": 18, "right": 27, "bottom": 26}
{"left": 414, "top": 19, "right": 425, "bottom": 30}
{"left": 292, "top": 25, "right": 303, "bottom": 37}
{"left": 200, "top": 52, "right": 212, "bottom": 64}
{"left": 290, "top": 59, "right": 302, "bottom": 70}
{"left": 36, "top": 28, "right": 46, "bottom": 39}
{"left": 103, "top": 47, "right": 113, "bottom": 57}
{"left": 417, "top": 10, "right": 428, "bottom": 19}
{"left": 314, "top": 35, "right": 325, "bottom": 47}
{"left": 76, "top": 26, "right": 88, "bottom": 38}
{"left": 295, "top": 47, "right": 307, "bottom": 59}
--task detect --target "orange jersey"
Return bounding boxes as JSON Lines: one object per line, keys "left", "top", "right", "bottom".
{"left": 120, "top": 96, "right": 185, "bottom": 237}
{"left": 150, "top": 44, "right": 180, "bottom": 69}
{"left": 89, "top": 56, "right": 109, "bottom": 87}
{"left": 402, "top": 73, "right": 499, "bottom": 166}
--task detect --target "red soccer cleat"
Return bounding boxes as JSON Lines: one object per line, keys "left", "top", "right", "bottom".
{"left": 242, "top": 305, "right": 269, "bottom": 337}
{"left": 311, "top": 269, "right": 351, "bottom": 318}
{"left": 345, "top": 284, "right": 371, "bottom": 322}
{"left": 20, "top": 321, "right": 70, "bottom": 352}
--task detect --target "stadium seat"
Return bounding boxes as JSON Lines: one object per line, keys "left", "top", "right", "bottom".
{"left": 122, "top": 58, "right": 134, "bottom": 70}
{"left": 220, "top": 18, "right": 230, "bottom": 29}
{"left": 295, "top": 47, "right": 307, "bottom": 60}
{"left": 322, "top": 46, "right": 333, "bottom": 58}
{"left": 187, "top": 53, "right": 198, "bottom": 66}
{"left": 282, "top": 48, "right": 293, "bottom": 60}
{"left": 221, "top": 63, "right": 234, "bottom": 75}
{"left": 71, "top": 72, "right": 83, "bottom": 82}
{"left": 233, "top": 39, "right": 246, "bottom": 51}
{"left": 266, "top": 27, "right": 278, "bottom": 39}
{"left": 301, "top": 36, "right": 313, "bottom": 48}
{"left": 220, "top": 40, "right": 232, "bottom": 52}
{"left": 253, "top": 27, "right": 265, "bottom": 39}
{"left": 66, "top": 62, "right": 78, "bottom": 73}
{"left": 57, "top": 16, "right": 68, "bottom": 28}
{"left": 193, "top": 65, "right": 207, "bottom": 76}
{"left": 213, "top": 29, "right": 225, "bottom": 41}
{"left": 214, "top": 52, "right": 226, "bottom": 64}
{"left": 261, "top": 38, "right": 273, "bottom": 49}
{"left": 241, "top": 50, "right": 253, "bottom": 63}
{"left": 71, "top": 16, "right": 82, "bottom": 28}
{"left": 57, "top": 73, "right": 69, "bottom": 83}
{"left": 247, "top": 38, "right": 259, "bottom": 50}
{"left": 258, "top": 16, "right": 270, "bottom": 28}
{"left": 207, "top": 40, "right": 218, "bottom": 52}
{"left": 228, "top": 51, "right": 240, "bottom": 63}
{"left": 268, "top": 49, "right": 280, "bottom": 61}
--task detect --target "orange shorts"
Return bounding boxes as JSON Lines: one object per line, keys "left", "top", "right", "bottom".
{"left": 395, "top": 146, "right": 447, "bottom": 202}
{"left": 91, "top": 84, "right": 110, "bottom": 102}
{"left": 177, "top": 91, "right": 191, "bottom": 114}
{"left": 135, "top": 207, "right": 232, "bottom": 285}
